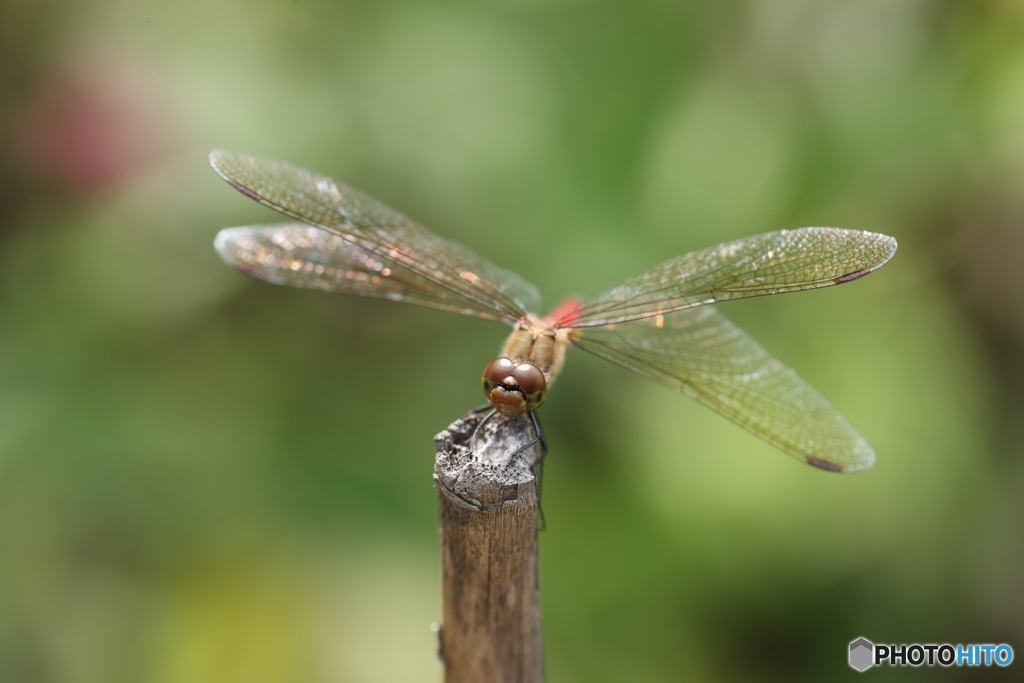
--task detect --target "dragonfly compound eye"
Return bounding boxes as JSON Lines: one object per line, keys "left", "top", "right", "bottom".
{"left": 513, "top": 363, "right": 547, "bottom": 410}
{"left": 481, "top": 357, "right": 515, "bottom": 396}
{"left": 512, "top": 363, "right": 546, "bottom": 393}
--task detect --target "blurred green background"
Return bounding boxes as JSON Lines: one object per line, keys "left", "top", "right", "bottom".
{"left": 1, "top": 1, "right": 1022, "bottom": 681}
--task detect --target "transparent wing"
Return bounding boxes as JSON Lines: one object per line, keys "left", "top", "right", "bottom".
{"left": 570, "top": 306, "right": 875, "bottom": 471}
{"left": 570, "top": 228, "right": 897, "bottom": 328}
{"left": 210, "top": 150, "right": 540, "bottom": 322}
{"left": 215, "top": 223, "right": 535, "bottom": 320}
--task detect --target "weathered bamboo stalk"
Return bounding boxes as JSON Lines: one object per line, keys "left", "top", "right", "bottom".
{"left": 434, "top": 410, "right": 543, "bottom": 683}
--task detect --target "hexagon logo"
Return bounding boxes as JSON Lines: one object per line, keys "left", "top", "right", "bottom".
{"left": 849, "top": 637, "right": 874, "bottom": 672}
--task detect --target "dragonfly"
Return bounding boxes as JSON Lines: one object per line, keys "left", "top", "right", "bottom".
{"left": 210, "top": 151, "right": 897, "bottom": 473}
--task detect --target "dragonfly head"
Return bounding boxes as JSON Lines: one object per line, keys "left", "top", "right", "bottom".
{"left": 481, "top": 357, "right": 547, "bottom": 417}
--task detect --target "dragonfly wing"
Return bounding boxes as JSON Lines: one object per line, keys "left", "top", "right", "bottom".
{"left": 571, "top": 228, "right": 896, "bottom": 327}
{"left": 216, "top": 223, "right": 530, "bottom": 320}
{"left": 570, "top": 306, "right": 875, "bottom": 471}
{"left": 210, "top": 151, "right": 541, "bottom": 322}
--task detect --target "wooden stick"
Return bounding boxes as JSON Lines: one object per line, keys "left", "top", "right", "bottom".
{"left": 434, "top": 410, "right": 543, "bottom": 683}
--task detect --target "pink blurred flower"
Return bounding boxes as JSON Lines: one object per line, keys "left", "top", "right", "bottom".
{"left": 17, "top": 53, "right": 170, "bottom": 197}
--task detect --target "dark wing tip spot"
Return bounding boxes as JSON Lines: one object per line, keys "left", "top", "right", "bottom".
{"left": 226, "top": 178, "right": 262, "bottom": 202}
{"left": 209, "top": 150, "right": 262, "bottom": 200}
{"left": 806, "top": 457, "right": 844, "bottom": 473}
{"left": 833, "top": 268, "right": 872, "bottom": 284}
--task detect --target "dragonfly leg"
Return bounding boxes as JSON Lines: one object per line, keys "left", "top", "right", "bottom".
{"left": 534, "top": 458, "right": 547, "bottom": 533}
{"left": 462, "top": 408, "right": 497, "bottom": 465}
{"left": 436, "top": 476, "right": 483, "bottom": 511}
{"left": 499, "top": 410, "right": 548, "bottom": 530}
{"left": 503, "top": 409, "right": 548, "bottom": 468}
{"left": 529, "top": 410, "right": 548, "bottom": 531}
{"left": 443, "top": 409, "right": 497, "bottom": 506}
{"left": 529, "top": 409, "right": 549, "bottom": 467}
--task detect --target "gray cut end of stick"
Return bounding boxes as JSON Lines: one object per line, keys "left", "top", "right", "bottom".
{"left": 434, "top": 411, "right": 543, "bottom": 683}
{"left": 435, "top": 411, "right": 540, "bottom": 510}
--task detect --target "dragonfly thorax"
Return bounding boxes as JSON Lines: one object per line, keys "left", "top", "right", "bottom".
{"left": 481, "top": 318, "right": 574, "bottom": 417}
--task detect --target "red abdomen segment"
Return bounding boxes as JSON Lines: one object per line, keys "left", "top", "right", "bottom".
{"left": 544, "top": 298, "right": 584, "bottom": 328}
